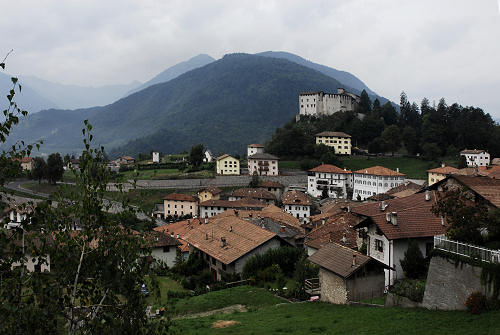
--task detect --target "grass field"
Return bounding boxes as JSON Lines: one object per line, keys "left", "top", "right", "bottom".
{"left": 114, "top": 168, "right": 215, "bottom": 181}
{"left": 145, "top": 276, "right": 187, "bottom": 307}
{"left": 174, "top": 300, "right": 500, "bottom": 334}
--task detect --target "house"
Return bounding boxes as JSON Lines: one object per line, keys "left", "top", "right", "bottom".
{"left": 282, "top": 190, "right": 313, "bottom": 219}
{"left": 113, "top": 156, "right": 135, "bottom": 167}
{"left": 299, "top": 88, "right": 360, "bottom": 118}
{"left": 305, "top": 212, "right": 362, "bottom": 256}
{"left": 154, "top": 218, "right": 204, "bottom": 261}
{"left": 315, "top": 132, "right": 352, "bottom": 155}
{"left": 352, "top": 191, "right": 448, "bottom": 286}
{"left": 182, "top": 215, "right": 285, "bottom": 281}
{"left": 142, "top": 231, "right": 181, "bottom": 268}
{"left": 492, "top": 158, "right": 500, "bottom": 166}
{"left": 258, "top": 180, "right": 284, "bottom": 200}
{"left": 307, "top": 164, "right": 352, "bottom": 199}
{"left": 152, "top": 203, "right": 165, "bottom": 219}
{"left": 199, "top": 198, "right": 267, "bottom": 218}
{"left": 247, "top": 144, "right": 264, "bottom": 158}
{"left": 352, "top": 166, "right": 405, "bottom": 201}
{"left": 14, "top": 157, "right": 34, "bottom": 171}
{"left": 2, "top": 204, "right": 36, "bottom": 229}
{"left": 228, "top": 188, "right": 277, "bottom": 204}
{"left": 308, "top": 242, "right": 389, "bottom": 304}
{"left": 163, "top": 193, "right": 198, "bottom": 218}
{"left": 427, "top": 163, "right": 459, "bottom": 186}
{"left": 198, "top": 186, "right": 222, "bottom": 202}
{"left": 247, "top": 153, "right": 279, "bottom": 176}
{"left": 152, "top": 152, "right": 160, "bottom": 163}
{"left": 203, "top": 149, "right": 214, "bottom": 163}
{"left": 386, "top": 181, "right": 423, "bottom": 198}
{"left": 5, "top": 230, "right": 52, "bottom": 273}
{"left": 216, "top": 154, "right": 240, "bottom": 175}
{"left": 460, "top": 149, "right": 490, "bottom": 167}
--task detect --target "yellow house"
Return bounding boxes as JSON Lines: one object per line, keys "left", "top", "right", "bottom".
{"left": 216, "top": 154, "right": 240, "bottom": 175}
{"left": 427, "top": 163, "right": 458, "bottom": 186}
{"left": 315, "top": 131, "right": 352, "bottom": 155}
{"left": 197, "top": 186, "right": 222, "bottom": 201}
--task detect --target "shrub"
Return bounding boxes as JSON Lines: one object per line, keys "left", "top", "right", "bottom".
{"left": 242, "top": 247, "right": 302, "bottom": 279}
{"left": 465, "top": 291, "right": 487, "bottom": 314}
{"left": 390, "top": 279, "right": 426, "bottom": 302}
{"left": 400, "top": 240, "right": 428, "bottom": 279}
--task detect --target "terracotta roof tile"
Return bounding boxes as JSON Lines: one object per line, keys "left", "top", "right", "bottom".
{"left": 354, "top": 165, "right": 405, "bottom": 177}
{"left": 305, "top": 212, "right": 360, "bottom": 250}
{"left": 143, "top": 231, "right": 181, "bottom": 248}
{"left": 154, "top": 218, "right": 203, "bottom": 252}
{"left": 248, "top": 144, "right": 264, "bottom": 148}
{"left": 315, "top": 131, "right": 351, "bottom": 138}
{"left": 309, "top": 164, "right": 351, "bottom": 174}
{"left": 258, "top": 180, "right": 284, "bottom": 189}
{"left": 427, "top": 166, "right": 459, "bottom": 174}
{"left": 282, "top": 190, "right": 312, "bottom": 206}
{"left": 200, "top": 186, "right": 222, "bottom": 195}
{"left": 248, "top": 153, "right": 279, "bottom": 160}
{"left": 231, "top": 188, "right": 276, "bottom": 201}
{"left": 163, "top": 193, "right": 197, "bottom": 202}
{"left": 450, "top": 175, "right": 500, "bottom": 208}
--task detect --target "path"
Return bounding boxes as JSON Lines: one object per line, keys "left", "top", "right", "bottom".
{"left": 172, "top": 304, "right": 247, "bottom": 320}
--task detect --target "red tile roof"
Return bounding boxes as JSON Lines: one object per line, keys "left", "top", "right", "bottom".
{"left": 154, "top": 218, "right": 203, "bottom": 252}
{"left": 143, "top": 231, "right": 181, "bottom": 248}
{"left": 217, "top": 154, "right": 237, "bottom": 161}
{"left": 354, "top": 166, "right": 405, "bottom": 177}
{"left": 248, "top": 144, "right": 264, "bottom": 148}
{"left": 163, "top": 193, "right": 197, "bottom": 202}
{"left": 230, "top": 188, "right": 276, "bottom": 201}
{"left": 305, "top": 212, "right": 360, "bottom": 250}
{"left": 427, "top": 166, "right": 459, "bottom": 174}
{"left": 258, "top": 180, "right": 284, "bottom": 189}
{"left": 449, "top": 175, "right": 500, "bottom": 208}
{"left": 460, "top": 149, "right": 488, "bottom": 154}
{"left": 199, "top": 198, "right": 267, "bottom": 210}
{"left": 282, "top": 190, "right": 312, "bottom": 206}
{"left": 352, "top": 191, "right": 447, "bottom": 240}
{"left": 309, "top": 164, "right": 351, "bottom": 174}
{"left": 13, "top": 157, "right": 33, "bottom": 163}
{"left": 200, "top": 186, "right": 222, "bottom": 195}
{"left": 315, "top": 131, "right": 351, "bottom": 138}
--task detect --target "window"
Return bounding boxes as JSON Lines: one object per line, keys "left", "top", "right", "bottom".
{"left": 163, "top": 246, "right": 170, "bottom": 253}
{"left": 375, "top": 239, "right": 384, "bottom": 252}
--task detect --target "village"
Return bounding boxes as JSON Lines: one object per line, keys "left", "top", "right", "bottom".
{"left": 3, "top": 89, "right": 500, "bottom": 324}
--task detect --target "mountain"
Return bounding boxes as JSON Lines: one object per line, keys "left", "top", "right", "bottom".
{"left": 20, "top": 76, "right": 142, "bottom": 110}
{"left": 0, "top": 72, "right": 57, "bottom": 114}
{"left": 257, "top": 51, "right": 388, "bottom": 104}
{"left": 126, "top": 54, "right": 215, "bottom": 95}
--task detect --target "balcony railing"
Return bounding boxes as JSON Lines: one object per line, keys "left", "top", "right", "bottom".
{"left": 434, "top": 236, "right": 500, "bottom": 263}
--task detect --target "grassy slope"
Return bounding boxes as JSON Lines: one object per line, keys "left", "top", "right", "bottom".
{"left": 175, "top": 301, "right": 500, "bottom": 335}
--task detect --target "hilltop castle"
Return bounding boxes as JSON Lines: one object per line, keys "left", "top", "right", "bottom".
{"left": 298, "top": 88, "right": 360, "bottom": 119}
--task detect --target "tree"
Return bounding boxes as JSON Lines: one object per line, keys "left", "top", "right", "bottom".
{"left": 357, "top": 89, "right": 372, "bottom": 114}
{"left": 63, "top": 154, "right": 71, "bottom": 166}
{"left": 46, "top": 153, "right": 64, "bottom": 184}
{"left": 189, "top": 144, "right": 204, "bottom": 167}
{"left": 249, "top": 171, "right": 260, "bottom": 188}
{"left": 421, "top": 143, "right": 441, "bottom": 161}
{"left": 381, "top": 102, "right": 398, "bottom": 126}
{"left": 400, "top": 240, "right": 427, "bottom": 279}
{"left": 32, "top": 157, "right": 46, "bottom": 184}
{"left": 402, "top": 126, "right": 418, "bottom": 155}
{"left": 381, "top": 125, "right": 401, "bottom": 155}
{"left": 458, "top": 155, "right": 467, "bottom": 169}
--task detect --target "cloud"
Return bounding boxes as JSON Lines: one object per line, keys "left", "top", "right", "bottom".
{"left": 1, "top": 0, "right": 499, "bottom": 117}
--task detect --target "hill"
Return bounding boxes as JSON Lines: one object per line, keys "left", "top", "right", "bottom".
{"left": 4, "top": 53, "right": 394, "bottom": 156}
{"left": 126, "top": 54, "right": 215, "bottom": 96}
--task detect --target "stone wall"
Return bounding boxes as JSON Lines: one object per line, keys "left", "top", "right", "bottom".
{"left": 421, "top": 255, "right": 494, "bottom": 310}
{"left": 319, "top": 268, "right": 348, "bottom": 304}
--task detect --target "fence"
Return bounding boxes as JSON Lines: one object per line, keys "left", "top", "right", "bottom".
{"left": 434, "top": 236, "right": 500, "bottom": 263}
{"left": 304, "top": 277, "right": 320, "bottom": 295}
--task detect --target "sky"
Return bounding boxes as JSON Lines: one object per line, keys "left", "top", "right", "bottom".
{"left": 1, "top": 0, "right": 500, "bottom": 118}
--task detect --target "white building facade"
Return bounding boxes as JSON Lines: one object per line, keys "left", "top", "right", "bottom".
{"left": 248, "top": 153, "right": 279, "bottom": 176}
{"left": 299, "top": 88, "right": 360, "bottom": 117}
{"left": 460, "top": 149, "right": 490, "bottom": 167}
{"left": 352, "top": 166, "right": 405, "bottom": 201}
{"left": 282, "top": 190, "right": 312, "bottom": 219}
{"left": 247, "top": 144, "right": 264, "bottom": 158}
{"left": 152, "top": 152, "right": 160, "bottom": 163}
{"left": 307, "top": 164, "right": 352, "bottom": 199}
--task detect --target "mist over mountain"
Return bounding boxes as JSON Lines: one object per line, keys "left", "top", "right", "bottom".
{"left": 126, "top": 54, "right": 215, "bottom": 96}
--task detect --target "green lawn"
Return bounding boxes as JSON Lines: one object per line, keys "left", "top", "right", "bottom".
{"left": 170, "top": 285, "right": 285, "bottom": 316}
{"left": 145, "top": 275, "right": 187, "bottom": 307}
{"left": 114, "top": 168, "right": 215, "bottom": 181}
{"left": 174, "top": 301, "right": 500, "bottom": 334}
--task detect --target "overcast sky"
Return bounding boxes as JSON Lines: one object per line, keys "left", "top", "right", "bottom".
{"left": 2, "top": 0, "right": 500, "bottom": 118}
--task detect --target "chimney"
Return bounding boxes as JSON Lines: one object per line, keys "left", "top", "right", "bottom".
{"left": 352, "top": 254, "right": 357, "bottom": 266}
{"left": 176, "top": 233, "right": 179, "bottom": 239}
{"left": 347, "top": 205, "right": 351, "bottom": 213}
{"left": 379, "top": 201, "right": 386, "bottom": 211}
{"left": 234, "top": 210, "right": 239, "bottom": 217}
{"left": 205, "top": 217, "right": 208, "bottom": 224}
{"left": 188, "top": 219, "right": 191, "bottom": 224}
{"left": 441, "top": 217, "right": 445, "bottom": 226}
{"left": 205, "top": 233, "right": 208, "bottom": 240}
{"left": 170, "top": 232, "right": 174, "bottom": 238}
{"left": 386, "top": 213, "right": 391, "bottom": 223}
{"left": 281, "top": 225, "right": 286, "bottom": 233}
{"left": 441, "top": 162, "right": 445, "bottom": 168}
{"left": 425, "top": 190, "right": 431, "bottom": 201}
{"left": 221, "top": 237, "right": 226, "bottom": 248}
{"left": 249, "top": 213, "right": 253, "bottom": 218}
{"left": 396, "top": 168, "right": 399, "bottom": 173}
{"left": 229, "top": 226, "right": 233, "bottom": 232}
{"left": 321, "top": 218, "right": 326, "bottom": 225}
{"left": 391, "top": 212, "right": 398, "bottom": 226}
{"left": 341, "top": 233, "right": 347, "bottom": 244}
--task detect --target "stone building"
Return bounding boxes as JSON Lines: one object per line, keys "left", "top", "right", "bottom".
{"left": 298, "top": 88, "right": 360, "bottom": 117}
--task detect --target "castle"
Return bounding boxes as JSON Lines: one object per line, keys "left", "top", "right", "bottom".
{"left": 298, "top": 88, "right": 360, "bottom": 118}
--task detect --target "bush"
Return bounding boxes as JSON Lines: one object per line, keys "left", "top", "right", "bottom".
{"left": 242, "top": 247, "right": 303, "bottom": 279}
{"left": 390, "top": 279, "right": 426, "bottom": 302}
{"left": 465, "top": 292, "right": 488, "bottom": 314}
{"left": 400, "top": 240, "right": 428, "bottom": 279}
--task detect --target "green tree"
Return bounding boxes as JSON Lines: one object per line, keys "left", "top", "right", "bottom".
{"left": 32, "top": 157, "right": 46, "bottom": 184}
{"left": 422, "top": 142, "right": 441, "bottom": 161}
{"left": 249, "top": 171, "right": 260, "bottom": 188}
{"left": 458, "top": 155, "right": 467, "bottom": 169}
{"left": 402, "top": 126, "right": 418, "bottom": 155}
{"left": 46, "top": 152, "right": 64, "bottom": 184}
{"left": 357, "top": 89, "right": 372, "bottom": 114}
{"left": 381, "top": 102, "right": 398, "bottom": 126}
{"left": 189, "top": 143, "right": 204, "bottom": 167}
{"left": 368, "top": 137, "right": 383, "bottom": 154}
{"left": 381, "top": 125, "right": 401, "bottom": 155}
{"left": 400, "top": 240, "right": 427, "bottom": 279}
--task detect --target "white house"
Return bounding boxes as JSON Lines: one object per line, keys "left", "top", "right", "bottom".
{"left": 352, "top": 166, "right": 405, "bottom": 201}
{"left": 152, "top": 152, "right": 160, "bottom": 163}
{"left": 203, "top": 149, "right": 214, "bottom": 163}
{"left": 352, "top": 191, "right": 447, "bottom": 286}
{"left": 282, "top": 190, "right": 312, "bottom": 220}
{"left": 247, "top": 153, "right": 279, "bottom": 176}
{"left": 247, "top": 144, "right": 264, "bottom": 158}
{"left": 299, "top": 88, "right": 360, "bottom": 117}
{"left": 144, "top": 231, "right": 181, "bottom": 268}
{"left": 307, "top": 164, "right": 352, "bottom": 199}
{"left": 460, "top": 149, "right": 490, "bottom": 167}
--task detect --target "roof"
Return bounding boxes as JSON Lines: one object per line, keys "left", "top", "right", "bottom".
{"left": 216, "top": 154, "right": 237, "bottom": 161}
{"left": 427, "top": 166, "right": 459, "bottom": 174}
{"left": 248, "top": 143, "right": 264, "bottom": 148}
{"left": 248, "top": 153, "right": 279, "bottom": 160}
{"left": 366, "top": 193, "right": 394, "bottom": 202}
{"left": 200, "top": 186, "right": 222, "bottom": 195}
{"left": 143, "top": 231, "right": 181, "bottom": 248}
{"left": 14, "top": 157, "right": 33, "bottom": 163}
{"left": 199, "top": 198, "right": 267, "bottom": 210}
{"left": 163, "top": 193, "right": 197, "bottom": 202}
{"left": 315, "top": 131, "right": 351, "bottom": 138}
{"left": 354, "top": 166, "right": 405, "bottom": 177}
{"left": 446, "top": 175, "right": 500, "bottom": 208}
{"left": 154, "top": 218, "right": 203, "bottom": 252}
{"left": 258, "top": 180, "right": 284, "bottom": 189}
{"left": 386, "top": 181, "right": 423, "bottom": 199}
{"left": 352, "top": 191, "right": 447, "bottom": 240}
{"left": 492, "top": 158, "right": 500, "bottom": 166}
{"left": 282, "top": 190, "right": 312, "bottom": 206}
{"left": 121, "top": 156, "right": 135, "bottom": 161}
{"left": 309, "top": 164, "right": 351, "bottom": 174}
{"left": 319, "top": 199, "right": 363, "bottom": 215}
{"left": 182, "top": 216, "right": 277, "bottom": 265}
{"left": 308, "top": 242, "right": 386, "bottom": 278}
{"left": 305, "top": 212, "right": 360, "bottom": 250}
{"left": 230, "top": 188, "right": 277, "bottom": 201}
{"left": 460, "top": 149, "right": 488, "bottom": 154}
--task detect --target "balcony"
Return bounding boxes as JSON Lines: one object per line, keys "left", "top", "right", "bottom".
{"left": 258, "top": 161, "right": 269, "bottom": 166}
